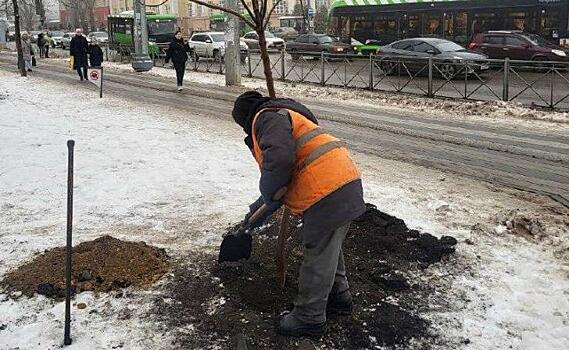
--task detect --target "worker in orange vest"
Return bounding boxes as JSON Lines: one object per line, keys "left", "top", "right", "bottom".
{"left": 232, "top": 91, "right": 366, "bottom": 337}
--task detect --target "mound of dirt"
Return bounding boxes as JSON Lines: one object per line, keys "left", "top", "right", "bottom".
{"left": 1, "top": 236, "right": 169, "bottom": 299}
{"left": 154, "top": 204, "right": 458, "bottom": 349}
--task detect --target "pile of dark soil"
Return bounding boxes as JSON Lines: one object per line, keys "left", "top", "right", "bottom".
{"left": 154, "top": 204, "right": 458, "bottom": 349}
{"left": 1, "top": 235, "right": 169, "bottom": 299}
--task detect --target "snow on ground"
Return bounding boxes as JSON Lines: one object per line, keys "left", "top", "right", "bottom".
{"left": 1, "top": 69, "right": 568, "bottom": 350}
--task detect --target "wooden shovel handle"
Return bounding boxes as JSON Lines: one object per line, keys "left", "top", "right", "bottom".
{"left": 245, "top": 187, "right": 288, "bottom": 229}
{"left": 276, "top": 207, "right": 291, "bottom": 288}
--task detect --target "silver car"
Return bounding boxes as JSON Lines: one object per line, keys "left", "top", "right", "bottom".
{"left": 50, "top": 30, "right": 65, "bottom": 48}
{"left": 88, "top": 31, "right": 108, "bottom": 44}
{"left": 60, "top": 32, "right": 74, "bottom": 49}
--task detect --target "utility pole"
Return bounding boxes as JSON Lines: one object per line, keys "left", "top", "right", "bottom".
{"left": 224, "top": 0, "right": 240, "bottom": 86}
{"left": 0, "top": 17, "right": 7, "bottom": 49}
{"left": 132, "top": 0, "right": 153, "bottom": 72}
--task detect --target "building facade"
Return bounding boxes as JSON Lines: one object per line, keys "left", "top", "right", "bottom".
{"left": 59, "top": 0, "right": 110, "bottom": 31}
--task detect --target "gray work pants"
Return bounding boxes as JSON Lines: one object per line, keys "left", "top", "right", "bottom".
{"left": 292, "top": 222, "right": 350, "bottom": 324}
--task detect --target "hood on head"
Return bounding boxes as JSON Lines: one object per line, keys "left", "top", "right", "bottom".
{"left": 232, "top": 91, "right": 318, "bottom": 135}
{"left": 232, "top": 91, "right": 270, "bottom": 134}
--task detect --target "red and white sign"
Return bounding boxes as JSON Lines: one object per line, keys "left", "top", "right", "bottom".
{"left": 87, "top": 68, "right": 102, "bottom": 88}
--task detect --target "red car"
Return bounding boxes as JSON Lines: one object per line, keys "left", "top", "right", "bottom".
{"left": 468, "top": 31, "right": 569, "bottom": 62}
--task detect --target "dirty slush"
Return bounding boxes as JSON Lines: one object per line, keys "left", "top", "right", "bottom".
{"left": 154, "top": 204, "right": 458, "bottom": 349}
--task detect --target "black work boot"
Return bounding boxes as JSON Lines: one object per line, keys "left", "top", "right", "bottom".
{"left": 276, "top": 312, "right": 324, "bottom": 338}
{"left": 327, "top": 289, "right": 353, "bottom": 315}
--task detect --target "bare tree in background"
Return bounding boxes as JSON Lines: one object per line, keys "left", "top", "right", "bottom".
{"left": 186, "top": 0, "right": 284, "bottom": 98}
{"left": 18, "top": 0, "right": 36, "bottom": 29}
{"left": 59, "top": 0, "right": 97, "bottom": 31}
{"left": 0, "top": 0, "right": 44, "bottom": 30}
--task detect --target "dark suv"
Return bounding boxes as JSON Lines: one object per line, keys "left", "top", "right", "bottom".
{"left": 287, "top": 34, "right": 352, "bottom": 59}
{"left": 469, "top": 31, "right": 569, "bottom": 62}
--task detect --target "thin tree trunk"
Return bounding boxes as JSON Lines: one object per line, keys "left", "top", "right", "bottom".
{"left": 12, "top": 0, "right": 26, "bottom": 77}
{"left": 257, "top": 29, "right": 276, "bottom": 98}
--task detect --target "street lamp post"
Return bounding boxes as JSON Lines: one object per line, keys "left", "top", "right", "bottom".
{"left": 132, "top": 0, "right": 153, "bottom": 72}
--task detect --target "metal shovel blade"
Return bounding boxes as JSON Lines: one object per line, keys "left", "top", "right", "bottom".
{"left": 218, "top": 233, "right": 253, "bottom": 263}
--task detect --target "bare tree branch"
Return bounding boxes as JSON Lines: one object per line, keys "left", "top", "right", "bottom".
{"left": 238, "top": 0, "right": 256, "bottom": 27}
{"left": 135, "top": 0, "right": 170, "bottom": 8}
{"left": 185, "top": 0, "right": 278, "bottom": 97}
{"left": 260, "top": 0, "right": 267, "bottom": 24}
{"left": 250, "top": 0, "right": 261, "bottom": 28}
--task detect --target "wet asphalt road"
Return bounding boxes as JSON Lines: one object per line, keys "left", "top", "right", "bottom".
{"left": 1, "top": 54, "right": 568, "bottom": 207}
{"left": 34, "top": 45, "right": 569, "bottom": 110}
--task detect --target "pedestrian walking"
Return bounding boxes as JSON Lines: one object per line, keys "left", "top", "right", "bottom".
{"left": 37, "top": 33, "right": 45, "bottom": 58}
{"left": 21, "top": 32, "right": 34, "bottom": 72}
{"left": 231, "top": 91, "right": 366, "bottom": 337}
{"left": 69, "top": 28, "right": 89, "bottom": 81}
{"left": 164, "top": 30, "right": 190, "bottom": 91}
{"left": 43, "top": 32, "right": 52, "bottom": 58}
{"left": 88, "top": 38, "right": 104, "bottom": 67}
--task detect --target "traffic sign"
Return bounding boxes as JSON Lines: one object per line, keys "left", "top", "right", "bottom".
{"left": 307, "top": 7, "right": 315, "bottom": 17}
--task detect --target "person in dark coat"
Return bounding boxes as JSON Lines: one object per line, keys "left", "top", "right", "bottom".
{"left": 69, "top": 28, "right": 89, "bottom": 81}
{"left": 37, "top": 33, "right": 45, "bottom": 58}
{"left": 165, "top": 30, "right": 189, "bottom": 91}
{"left": 232, "top": 91, "right": 366, "bottom": 337}
{"left": 88, "top": 38, "right": 104, "bottom": 67}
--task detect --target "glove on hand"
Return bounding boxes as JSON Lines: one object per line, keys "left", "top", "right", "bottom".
{"left": 244, "top": 197, "right": 282, "bottom": 230}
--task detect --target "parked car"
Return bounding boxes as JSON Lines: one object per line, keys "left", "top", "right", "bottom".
{"left": 189, "top": 32, "right": 226, "bottom": 60}
{"left": 60, "top": 32, "right": 74, "bottom": 49}
{"left": 88, "top": 31, "right": 109, "bottom": 44}
{"left": 272, "top": 27, "right": 298, "bottom": 42}
{"left": 468, "top": 30, "right": 569, "bottom": 62}
{"left": 241, "top": 31, "right": 285, "bottom": 50}
{"left": 287, "top": 34, "right": 352, "bottom": 59}
{"left": 377, "top": 38, "right": 489, "bottom": 78}
{"left": 351, "top": 38, "right": 381, "bottom": 55}
{"left": 50, "top": 30, "right": 65, "bottom": 48}
{"left": 189, "top": 31, "right": 248, "bottom": 63}
{"left": 29, "top": 30, "right": 42, "bottom": 43}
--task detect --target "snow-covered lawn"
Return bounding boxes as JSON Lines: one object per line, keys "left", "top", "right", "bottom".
{"left": 0, "top": 70, "right": 568, "bottom": 349}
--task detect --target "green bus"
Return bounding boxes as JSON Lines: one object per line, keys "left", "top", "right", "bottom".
{"left": 108, "top": 11, "right": 178, "bottom": 56}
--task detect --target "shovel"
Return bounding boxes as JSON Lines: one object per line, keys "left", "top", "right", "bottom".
{"left": 218, "top": 187, "right": 288, "bottom": 263}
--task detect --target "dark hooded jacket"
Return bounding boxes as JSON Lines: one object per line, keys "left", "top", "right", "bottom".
{"left": 88, "top": 44, "right": 104, "bottom": 67}
{"left": 70, "top": 34, "right": 89, "bottom": 68}
{"left": 165, "top": 38, "right": 190, "bottom": 65}
{"left": 236, "top": 96, "right": 366, "bottom": 242}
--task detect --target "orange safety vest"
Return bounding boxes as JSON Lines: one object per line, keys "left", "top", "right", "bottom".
{"left": 251, "top": 108, "right": 361, "bottom": 215}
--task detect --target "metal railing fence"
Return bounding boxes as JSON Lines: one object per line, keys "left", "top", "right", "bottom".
{"left": 105, "top": 46, "right": 569, "bottom": 110}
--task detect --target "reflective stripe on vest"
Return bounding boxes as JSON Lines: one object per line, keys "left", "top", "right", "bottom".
{"left": 251, "top": 108, "right": 361, "bottom": 215}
